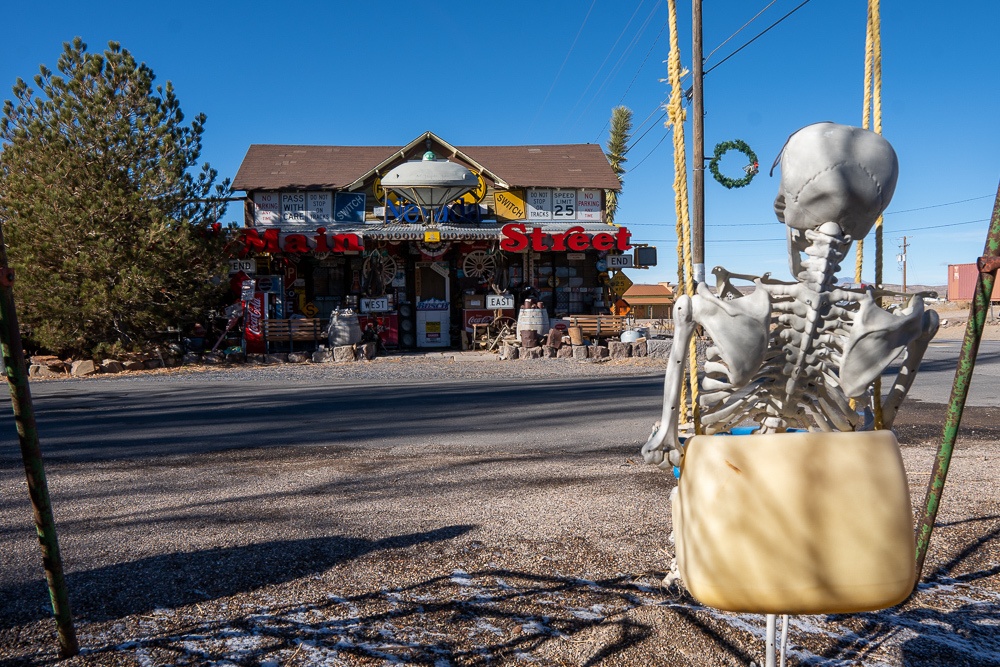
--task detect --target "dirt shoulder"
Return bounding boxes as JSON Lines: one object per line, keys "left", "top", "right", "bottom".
{"left": 1, "top": 396, "right": 997, "bottom": 666}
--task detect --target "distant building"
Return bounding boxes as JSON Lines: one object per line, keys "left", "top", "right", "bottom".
{"left": 948, "top": 263, "right": 1000, "bottom": 302}
{"left": 623, "top": 282, "right": 674, "bottom": 319}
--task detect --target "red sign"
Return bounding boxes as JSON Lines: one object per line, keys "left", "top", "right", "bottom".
{"left": 462, "top": 308, "right": 514, "bottom": 332}
{"left": 240, "top": 227, "right": 363, "bottom": 255}
{"left": 244, "top": 293, "right": 266, "bottom": 354}
{"left": 357, "top": 314, "right": 399, "bottom": 347}
{"left": 499, "top": 223, "right": 632, "bottom": 252}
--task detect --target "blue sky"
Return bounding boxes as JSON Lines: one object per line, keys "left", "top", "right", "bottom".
{"left": 3, "top": 0, "right": 997, "bottom": 288}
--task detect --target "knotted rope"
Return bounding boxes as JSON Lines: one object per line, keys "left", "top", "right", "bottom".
{"left": 665, "top": 0, "right": 700, "bottom": 432}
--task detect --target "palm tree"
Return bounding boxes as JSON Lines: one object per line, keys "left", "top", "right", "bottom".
{"left": 605, "top": 106, "right": 633, "bottom": 225}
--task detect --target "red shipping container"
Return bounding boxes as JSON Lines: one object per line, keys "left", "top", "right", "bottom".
{"left": 948, "top": 264, "right": 1000, "bottom": 301}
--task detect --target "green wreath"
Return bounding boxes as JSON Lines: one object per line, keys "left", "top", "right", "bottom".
{"left": 709, "top": 139, "right": 759, "bottom": 189}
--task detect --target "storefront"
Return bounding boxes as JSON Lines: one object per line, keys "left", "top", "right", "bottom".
{"left": 231, "top": 131, "right": 652, "bottom": 350}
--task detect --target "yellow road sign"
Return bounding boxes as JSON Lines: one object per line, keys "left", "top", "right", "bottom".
{"left": 610, "top": 271, "right": 633, "bottom": 297}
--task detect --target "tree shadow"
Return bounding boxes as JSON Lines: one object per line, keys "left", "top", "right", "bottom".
{"left": 53, "top": 568, "right": 747, "bottom": 667}
{"left": 0, "top": 525, "right": 473, "bottom": 631}
{"left": 813, "top": 521, "right": 1000, "bottom": 665}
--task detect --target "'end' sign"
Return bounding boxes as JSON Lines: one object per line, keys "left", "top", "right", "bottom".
{"left": 607, "top": 254, "right": 634, "bottom": 269}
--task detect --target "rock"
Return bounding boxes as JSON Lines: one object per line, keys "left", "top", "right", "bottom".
{"left": 145, "top": 358, "right": 164, "bottom": 370}
{"left": 501, "top": 343, "right": 519, "bottom": 360}
{"left": 556, "top": 345, "right": 574, "bottom": 359}
{"left": 632, "top": 339, "right": 648, "bottom": 357}
{"left": 589, "top": 346, "right": 609, "bottom": 359}
{"left": 202, "top": 352, "right": 225, "bottom": 365}
{"left": 182, "top": 352, "right": 203, "bottom": 365}
{"left": 542, "top": 345, "right": 557, "bottom": 358}
{"left": 287, "top": 351, "right": 311, "bottom": 363}
{"left": 333, "top": 346, "right": 355, "bottom": 362}
{"left": 100, "top": 359, "right": 125, "bottom": 374}
{"left": 264, "top": 353, "right": 289, "bottom": 364}
{"left": 647, "top": 339, "right": 672, "bottom": 360}
{"left": 546, "top": 329, "right": 563, "bottom": 349}
{"left": 224, "top": 351, "right": 246, "bottom": 364}
{"left": 521, "top": 346, "right": 544, "bottom": 359}
{"left": 572, "top": 345, "right": 588, "bottom": 360}
{"left": 246, "top": 354, "right": 266, "bottom": 365}
{"left": 359, "top": 342, "right": 377, "bottom": 360}
{"left": 312, "top": 349, "right": 336, "bottom": 363}
{"left": 71, "top": 360, "right": 98, "bottom": 377}
{"left": 31, "top": 355, "right": 68, "bottom": 373}
{"left": 123, "top": 360, "right": 146, "bottom": 372}
{"left": 608, "top": 341, "right": 630, "bottom": 360}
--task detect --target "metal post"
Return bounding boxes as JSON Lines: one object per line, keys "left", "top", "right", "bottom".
{"left": 0, "top": 225, "right": 78, "bottom": 657}
{"left": 913, "top": 180, "right": 1000, "bottom": 582}
{"left": 691, "top": 0, "right": 706, "bottom": 284}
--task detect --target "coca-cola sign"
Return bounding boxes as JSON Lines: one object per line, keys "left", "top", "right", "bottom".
{"left": 462, "top": 308, "right": 513, "bottom": 332}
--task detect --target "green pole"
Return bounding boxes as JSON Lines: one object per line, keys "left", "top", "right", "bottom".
{"left": 913, "top": 180, "right": 1000, "bottom": 583}
{"left": 0, "top": 224, "right": 78, "bottom": 657}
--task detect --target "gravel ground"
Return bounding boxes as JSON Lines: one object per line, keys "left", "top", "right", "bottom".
{"left": 1, "top": 354, "right": 998, "bottom": 666}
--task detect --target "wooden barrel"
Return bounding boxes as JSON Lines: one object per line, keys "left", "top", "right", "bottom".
{"left": 516, "top": 307, "right": 550, "bottom": 342}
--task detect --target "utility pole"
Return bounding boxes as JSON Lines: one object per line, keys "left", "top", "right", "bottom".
{"left": 691, "top": 0, "right": 705, "bottom": 284}
{"left": 898, "top": 235, "right": 909, "bottom": 294}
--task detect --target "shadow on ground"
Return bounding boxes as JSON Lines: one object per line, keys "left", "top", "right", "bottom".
{"left": 0, "top": 525, "right": 473, "bottom": 631}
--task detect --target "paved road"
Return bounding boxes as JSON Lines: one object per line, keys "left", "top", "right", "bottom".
{"left": 905, "top": 338, "right": 999, "bottom": 407}
{"left": 1, "top": 339, "right": 995, "bottom": 465}
{"left": 2, "top": 374, "right": 665, "bottom": 463}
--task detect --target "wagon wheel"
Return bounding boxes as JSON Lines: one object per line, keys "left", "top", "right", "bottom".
{"left": 486, "top": 316, "right": 518, "bottom": 352}
{"left": 362, "top": 252, "right": 398, "bottom": 296}
{"left": 462, "top": 250, "right": 498, "bottom": 282}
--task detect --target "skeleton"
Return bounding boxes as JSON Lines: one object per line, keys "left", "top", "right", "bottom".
{"left": 642, "top": 123, "right": 940, "bottom": 469}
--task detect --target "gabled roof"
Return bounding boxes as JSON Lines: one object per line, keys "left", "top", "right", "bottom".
{"left": 232, "top": 145, "right": 395, "bottom": 191}
{"left": 459, "top": 144, "right": 621, "bottom": 190}
{"left": 341, "top": 131, "right": 508, "bottom": 191}
{"left": 623, "top": 283, "right": 675, "bottom": 303}
{"left": 232, "top": 133, "right": 620, "bottom": 192}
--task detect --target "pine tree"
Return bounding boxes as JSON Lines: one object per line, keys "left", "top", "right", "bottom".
{"left": 0, "top": 38, "right": 230, "bottom": 357}
{"left": 605, "top": 106, "right": 633, "bottom": 225}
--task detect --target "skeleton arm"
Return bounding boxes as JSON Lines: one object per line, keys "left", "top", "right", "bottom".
{"left": 642, "top": 295, "right": 695, "bottom": 469}
{"left": 879, "top": 304, "right": 940, "bottom": 428}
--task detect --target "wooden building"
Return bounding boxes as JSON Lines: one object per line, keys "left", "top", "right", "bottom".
{"left": 231, "top": 131, "right": 650, "bottom": 350}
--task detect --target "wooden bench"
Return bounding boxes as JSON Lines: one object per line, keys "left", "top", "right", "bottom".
{"left": 264, "top": 318, "right": 324, "bottom": 352}
{"left": 567, "top": 314, "right": 626, "bottom": 340}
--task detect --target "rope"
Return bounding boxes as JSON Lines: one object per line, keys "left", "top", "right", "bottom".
{"left": 858, "top": 0, "right": 886, "bottom": 428}
{"left": 665, "top": 0, "right": 701, "bottom": 432}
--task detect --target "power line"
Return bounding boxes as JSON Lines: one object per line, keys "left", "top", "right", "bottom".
{"left": 527, "top": 0, "right": 597, "bottom": 136}
{"left": 575, "top": 1, "right": 663, "bottom": 131}
{"left": 702, "top": 0, "right": 814, "bottom": 77}
{"left": 884, "top": 195, "right": 994, "bottom": 215}
{"left": 886, "top": 218, "right": 988, "bottom": 232}
{"left": 623, "top": 1, "right": 811, "bottom": 159}
{"left": 570, "top": 0, "right": 650, "bottom": 128}
{"left": 625, "top": 132, "right": 669, "bottom": 173}
{"left": 704, "top": 0, "right": 780, "bottom": 64}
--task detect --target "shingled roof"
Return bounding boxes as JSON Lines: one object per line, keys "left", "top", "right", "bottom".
{"left": 232, "top": 136, "right": 620, "bottom": 192}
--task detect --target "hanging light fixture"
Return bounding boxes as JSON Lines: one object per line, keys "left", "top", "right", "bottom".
{"left": 381, "top": 150, "right": 478, "bottom": 224}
